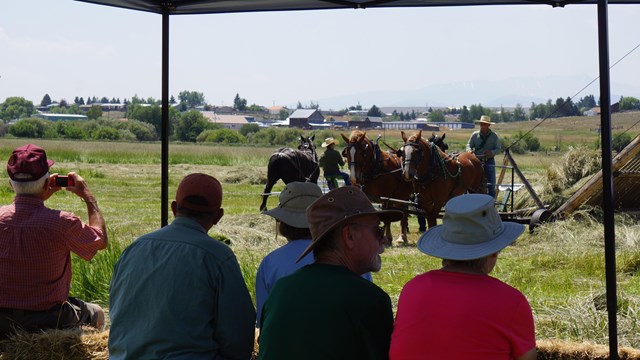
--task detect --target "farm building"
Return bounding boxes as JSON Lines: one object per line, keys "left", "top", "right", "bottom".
{"left": 349, "top": 116, "right": 383, "bottom": 129}
{"left": 288, "top": 109, "right": 324, "bottom": 128}
{"left": 429, "top": 121, "right": 475, "bottom": 130}
{"left": 200, "top": 111, "right": 254, "bottom": 130}
{"left": 34, "top": 112, "right": 88, "bottom": 121}
{"left": 383, "top": 121, "right": 439, "bottom": 131}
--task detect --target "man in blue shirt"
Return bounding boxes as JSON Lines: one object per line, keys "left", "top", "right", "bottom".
{"left": 109, "top": 173, "right": 255, "bottom": 360}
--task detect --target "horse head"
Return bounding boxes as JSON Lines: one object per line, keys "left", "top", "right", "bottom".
{"left": 397, "top": 130, "right": 432, "bottom": 182}
{"left": 341, "top": 130, "right": 374, "bottom": 185}
{"left": 428, "top": 132, "right": 449, "bottom": 152}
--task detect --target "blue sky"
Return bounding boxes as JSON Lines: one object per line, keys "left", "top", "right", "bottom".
{"left": 1, "top": 1, "right": 639, "bottom": 109}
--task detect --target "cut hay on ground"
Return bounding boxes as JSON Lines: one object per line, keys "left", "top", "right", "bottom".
{"left": 0, "top": 327, "right": 108, "bottom": 360}
{"left": 2, "top": 329, "right": 640, "bottom": 360}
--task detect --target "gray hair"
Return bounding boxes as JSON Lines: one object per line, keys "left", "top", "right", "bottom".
{"left": 10, "top": 172, "right": 49, "bottom": 195}
{"left": 442, "top": 256, "right": 491, "bottom": 273}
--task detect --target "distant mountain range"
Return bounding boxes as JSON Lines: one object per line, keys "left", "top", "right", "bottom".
{"left": 307, "top": 75, "right": 640, "bottom": 111}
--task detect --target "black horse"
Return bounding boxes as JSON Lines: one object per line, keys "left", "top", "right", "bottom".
{"left": 427, "top": 132, "right": 449, "bottom": 152}
{"left": 260, "top": 135, "right": 320, "bottom": 211}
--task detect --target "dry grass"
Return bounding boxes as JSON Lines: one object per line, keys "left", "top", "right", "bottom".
{"left": 0, "top": 327, "right": 108, "bottom": 360}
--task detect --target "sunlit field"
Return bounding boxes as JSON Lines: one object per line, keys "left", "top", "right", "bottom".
{"left": 1, "top": 113, "right": 640, "bottom": 349}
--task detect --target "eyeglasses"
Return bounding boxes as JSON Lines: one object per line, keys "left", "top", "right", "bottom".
{"left": 348, "top": 223, "right": 386, "bottom": 241}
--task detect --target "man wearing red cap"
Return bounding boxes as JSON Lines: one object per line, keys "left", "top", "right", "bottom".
{"left": 0, "top": 144, "right": 108, "bottom": 338}
{"left": 109, "top": 173, "right": 256, "bottom": 360}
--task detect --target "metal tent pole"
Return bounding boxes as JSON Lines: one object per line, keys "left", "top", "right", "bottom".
{"left": 597, "top": 0, "right": 618, "bottom": 358}
{"left": 161, "top": 6, "right": 170, "bottom": 227}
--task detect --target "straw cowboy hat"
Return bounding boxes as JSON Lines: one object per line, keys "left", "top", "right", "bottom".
{"left": 321, "top": 137, "right": 338, "bottom": 148}
{"left": 297, "top": 186, "right": 403, "bottom": 262}
{"left": 417, "top": 194, "right": 524, "bottom": 260}
{"left": 263, "top": 182, "right": 322, "bottom": 229}
{"left": 475, "top": 115, "right": 495, "bottom": 125}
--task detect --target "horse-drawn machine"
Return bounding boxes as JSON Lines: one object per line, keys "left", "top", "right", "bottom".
{"left": 341, "top": 129, "right": 554, "bottom": 243}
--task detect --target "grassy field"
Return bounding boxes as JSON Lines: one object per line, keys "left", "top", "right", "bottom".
{"left": 1, "top": 114, "right": 640, "bottom": 348}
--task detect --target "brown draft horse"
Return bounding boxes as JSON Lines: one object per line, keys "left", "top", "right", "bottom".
{"left": 260, "top": 135, "right": 319, "bottom": 211}
{"left": 397, "top": 130, "right": 486, "bottom": 229}
{"left": 341, "top": 130, "right": 414, "bottom": 244}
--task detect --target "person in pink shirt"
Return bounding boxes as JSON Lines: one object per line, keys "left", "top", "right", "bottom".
{"left": 0, "top": 144, "right": 108, "bottom": 338}
{"left": 390, "top": 194, "right": 536, "bottom": 360}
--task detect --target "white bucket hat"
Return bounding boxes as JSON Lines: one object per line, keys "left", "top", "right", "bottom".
{"left": 418, "top": 194, "right": 524, "bottom": 260}
{"left": 263, "top": 182, "right": 323, "bottom": 228}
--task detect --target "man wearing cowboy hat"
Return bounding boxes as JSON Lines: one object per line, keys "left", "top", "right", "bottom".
{"left": 256, "top": 182, "right": 373, "bottom": 329}
{"left": 466, "top": 115, "right": 502, "bottom": 198}
{"left": 319, "top": 137, "right": 351, "bottom": 189}
{"left": 258, "top": 186, "right": 403, "bottom": 360}
{"left": 389, "top": 194, "right": 536, "bottom": 360}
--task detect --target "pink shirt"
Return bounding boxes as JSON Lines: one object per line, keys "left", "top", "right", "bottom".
{"left": 0, "top": 195, "right": 105, "bottom": 311}
{"left": 390, "top": 270, "right": 535, "bottom": 360}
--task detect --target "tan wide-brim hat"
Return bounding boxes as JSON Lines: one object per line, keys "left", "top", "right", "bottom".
{"left": 296, "top": 186, "right": 403, "bottom": 262}
{"left": 418, "top": 194, "right": 524, "bottom": 260}
{"left": 321, "top": 137, "right": 338, "bottom": 148}
{"left": 262, "top": 182, "right": 323, "bottom": 228}
{"left": 475, "top": 115, "right": 495, "bottom": 125}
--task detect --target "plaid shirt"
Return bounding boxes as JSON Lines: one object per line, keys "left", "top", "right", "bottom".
{"left": 0, "top": 195, "right": 105, "bottom": 311}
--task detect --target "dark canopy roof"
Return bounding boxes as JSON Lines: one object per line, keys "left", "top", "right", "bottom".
{"left": 77, "top": 0, "right": 640, "bottom": 15}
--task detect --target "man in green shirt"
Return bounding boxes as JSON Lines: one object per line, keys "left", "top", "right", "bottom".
{"left": 319, "top": 137, "right": 351, "bottom": 189}
{"left": 258, "top": 186, "right": 403, "bottom": 360}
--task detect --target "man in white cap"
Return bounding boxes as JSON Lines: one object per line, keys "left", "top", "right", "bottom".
{"left": 466, "top": 115, "right": 501, "bottom": 197}
{"left": 258, "top": 186, "right": 403, "bottom": 360}
{"left": 390, "top": 194, "right": 536, "bottom": 360}
{"left": 319, "top": 137, "right": 351, "bottom": 189}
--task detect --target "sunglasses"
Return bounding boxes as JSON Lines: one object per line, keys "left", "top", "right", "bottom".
{"left": 349, "top": 223, "right": 386, "bottom": 240}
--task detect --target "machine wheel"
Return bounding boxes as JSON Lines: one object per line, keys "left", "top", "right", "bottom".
{"left": 529, "top": 209, "right": 553, "bottom": 233}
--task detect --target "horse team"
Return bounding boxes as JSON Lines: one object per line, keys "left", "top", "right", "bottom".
{"left": 261, "top": 130, "right": 487, "bottom": 243}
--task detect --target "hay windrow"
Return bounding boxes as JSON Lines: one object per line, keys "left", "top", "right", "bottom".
{"left": 0, "top": 327, "right": 108, "bottom": 360}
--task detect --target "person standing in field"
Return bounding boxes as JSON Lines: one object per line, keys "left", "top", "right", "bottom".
{"left": 0, "top": 144, "right": 107, "bottom": 338}
{"left": 466, "top": 115, "right": 501, "bottom": 198}
{"left": 258, "top": 186, "right": 403, "bottom": 360}
{"left": 108, "top": 173, "right": 255, "bottom": 360}
{"left": 389, "top": 194, "right": 536, "bottom": 360}
{"left": 319, "top": 137, "right": 351, "bottom": 189}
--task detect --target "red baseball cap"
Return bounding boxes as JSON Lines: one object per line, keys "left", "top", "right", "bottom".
{"left": 7, "top": 144, "right": 55, "bottom": 182}
{"left": 175, "top": 173, "right": 223, "bottom": 213}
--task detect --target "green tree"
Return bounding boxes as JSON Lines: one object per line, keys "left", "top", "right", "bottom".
{"left": 278, "top": 109, "right": 290, "bottom": 120}
{"left": 86, "top": 105, "right": 103, "bottom": 120}
{"left": 619, "top": 96, "right": 640, "bottom": 111}
{"left": 367, "top": 105, "right": 383, "bottom": 117}
{"left": 175, "top": 109, "right": 211, "bottom": 142}
{"left": 468, "top": 104, "right": 486, "bottom": 122}
{"left": 127, "top": 104, "right": 174, "bottom": 137}
{"left": 178, "top": 90, "right": 205, "bottom": 109}
{"left": 459, "top": 106, "right": 471, "bottom": 123}
{"left": 233, "top": 93, "right": 247, "bottom": 111}
{"left": 40, "top": 94, "right": 52, "bottom": 107}
{"left": 239, "top": 123, "right": 261, "bottom": 137}
{"left": 197, "top": 128, "right": 246, "bottom": 144}
{"left": 428, "top": 110, "right": 445, "bottom": 122}
{"left": 9, "top": 118, "right": 50, "bottom": 138}
{"left": 0, "top": 97, "right": 35, "bottom": 122}
{"left": 513, "top": 104, "right": 527, "bottom": 122}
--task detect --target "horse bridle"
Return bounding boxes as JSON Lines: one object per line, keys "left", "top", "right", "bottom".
{"left": 345, "top": 137, "right": 385, "bottom": 183}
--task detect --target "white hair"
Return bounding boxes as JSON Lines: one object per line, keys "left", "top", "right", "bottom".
{"left": 10, "top": 172, "right": 49, "bottom": 195}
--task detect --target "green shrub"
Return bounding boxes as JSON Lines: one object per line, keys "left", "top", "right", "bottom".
{"left": 9, "top": 118, "right": 51, "bottom": 138}
{"left": 612, "top": 132, "right": 632, "bottom": 152}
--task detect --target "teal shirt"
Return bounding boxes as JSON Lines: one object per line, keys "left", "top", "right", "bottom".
{"left": 108, "top": 217, "right": 256, "bottom": 360}
{"left": 259, "top": 264, "right": 393, "bottom": 360}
